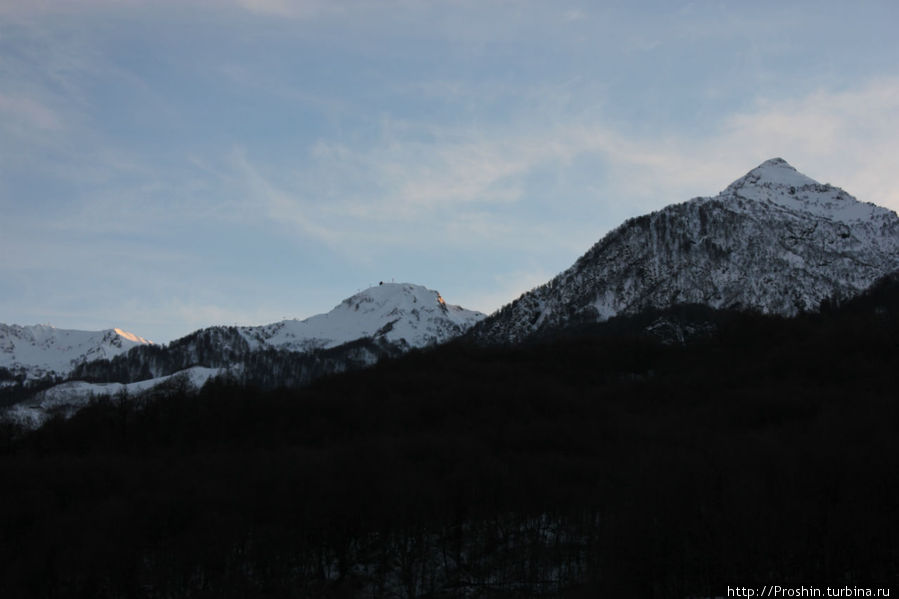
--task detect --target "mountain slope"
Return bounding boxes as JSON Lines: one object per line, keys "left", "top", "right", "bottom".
{"left": 236, "top": 282, "right": 484, "bottom": 352}
{"left": 71, "top": 282, "right": 484, "bottom": 382}
{"left": 0, "top": 324, "right": 153, "bottom": 382}
{"left": 471, "top": 158, "right": 899, "bottom": 344}
{"left": 4, "top": 263, "right": 897, "bottom": 598}
{"left": 3, "top": 284, "right": 484, "bottom": 425}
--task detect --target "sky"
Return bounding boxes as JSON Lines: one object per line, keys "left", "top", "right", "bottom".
{"left": 1, "top": 0, "right": 898, "bottom": 343}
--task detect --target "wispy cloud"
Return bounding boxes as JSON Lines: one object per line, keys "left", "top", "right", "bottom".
{"left": 562, "top": 8, "right": 585, "bottom": 22}
{"left": 219, "top": 125, "right": 593, "bottom": 254}
{"left": 232, "top": 0, "right": 341, "bottom": 18}
{"left": 715, "top": 78, "right": 899, "bottom": 210}
{"left": 580, "top": 76, "right": 899, "bottom": 212}
{"left": 213, "top": 76, "right": 899, "bottom": 274}
{"left": 0, "top": 93, "right": 61, "bottom": 130}
{"left": 227, "top": 147, "right": 345, "bottom": 245}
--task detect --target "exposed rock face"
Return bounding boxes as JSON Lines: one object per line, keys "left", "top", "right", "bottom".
{"left": 471, "top": 159, "right": 899, "bottom": 344}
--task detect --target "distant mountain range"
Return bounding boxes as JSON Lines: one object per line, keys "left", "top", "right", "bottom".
{"left": 3, "top": 158, "right": 898, "bottom": 426}
{"left": 1, "top": 284, "right": 484, "bottom": 426}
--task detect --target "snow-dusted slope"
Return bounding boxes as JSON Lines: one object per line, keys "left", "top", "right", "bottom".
{"left": 720, "top": 157, "right": 895, "bottom": 229}
{"left": 53, "top": 283, "right": 480, "bottom": 389}
{"left": 0, "top": 324, "right": 153, "bottom": 380}
{"left": 471, "top": 158, "right": 899, "bottom": 343}
{"left": 236, "top": 283, "right": 485, "bottom": 352}
{"left": 5, "top": 366, "right": 222, "bottom": 428}
{"left": 2, "top": 283, "right": 484, "bottom": 426}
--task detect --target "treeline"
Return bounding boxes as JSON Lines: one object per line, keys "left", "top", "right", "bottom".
{"left": 0, "top": 376, "right": 62, "bottom": 409}
{"left": 69, "top": 326, "right": 255, "bottom": 383}
{"left": 67, "top": 329, "right": 402, "bottom": 390}
{"left": 1, "top": 276, "right": 898, "bottom": 597}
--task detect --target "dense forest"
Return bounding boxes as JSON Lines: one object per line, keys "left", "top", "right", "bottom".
{"left": 66, "top": 329, "right": 403, "bottom": 389}
{"left": 1, "top": 276, "right": 897, "bottom": 598}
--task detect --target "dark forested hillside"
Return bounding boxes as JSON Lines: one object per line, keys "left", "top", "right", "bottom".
{"left": 1, "top": 276, "right": 898, "bottom": 598}
{"left": 66, "top": 330, "right": 403, "bottom": 388}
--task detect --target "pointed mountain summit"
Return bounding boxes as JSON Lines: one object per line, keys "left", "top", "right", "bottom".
{"left": 729, "top": 157, "right": 818, "bottom": 190}
{"left": 471, "top": 159, "right": 899, "bottom": 343}
{"left": 721, "top": 157, "right": 892, "bottom": 224}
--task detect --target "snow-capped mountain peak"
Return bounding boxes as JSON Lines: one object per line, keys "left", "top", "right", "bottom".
{"left": 470, "top": 158, "right": 899, "bottom": 344}
{"left": 717, "top": 157, "right": 889, "bottom": 224}
{"left": 2, "top": 283, "right": 485, "bottom": 428}
{"left": 0, "top": 323, "right": 154, "bottom": 380}
{"left": 238, "top": 282, "right": 485, "bottom": 352}
{"left": 113, "top": 327, "right": 153, "bottom": 345}
{"left": 727, "top": 157, "right": 818, "bottom": 191}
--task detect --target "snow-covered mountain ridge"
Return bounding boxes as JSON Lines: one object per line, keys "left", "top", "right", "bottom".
{"left": 124, "top": 283, "right": 483, "bottom": 378}
{"left": 236, "top": 283, "right": 484, "bottom": 352}
{"left": 0, "top": 324, "right": 153, "bottom": 381}
{"left": 1, "top": 283, "right": 482, "bottom": 383}
{"left": 470, "top": 158, "right": 899, "bottom": 344}
{"left": 2, "top": 284, "right": 484, "bottom": 427}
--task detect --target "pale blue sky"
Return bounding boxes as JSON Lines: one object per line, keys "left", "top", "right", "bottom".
{"left": 2, "top": 0, "right": 898, "bottom": 342}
